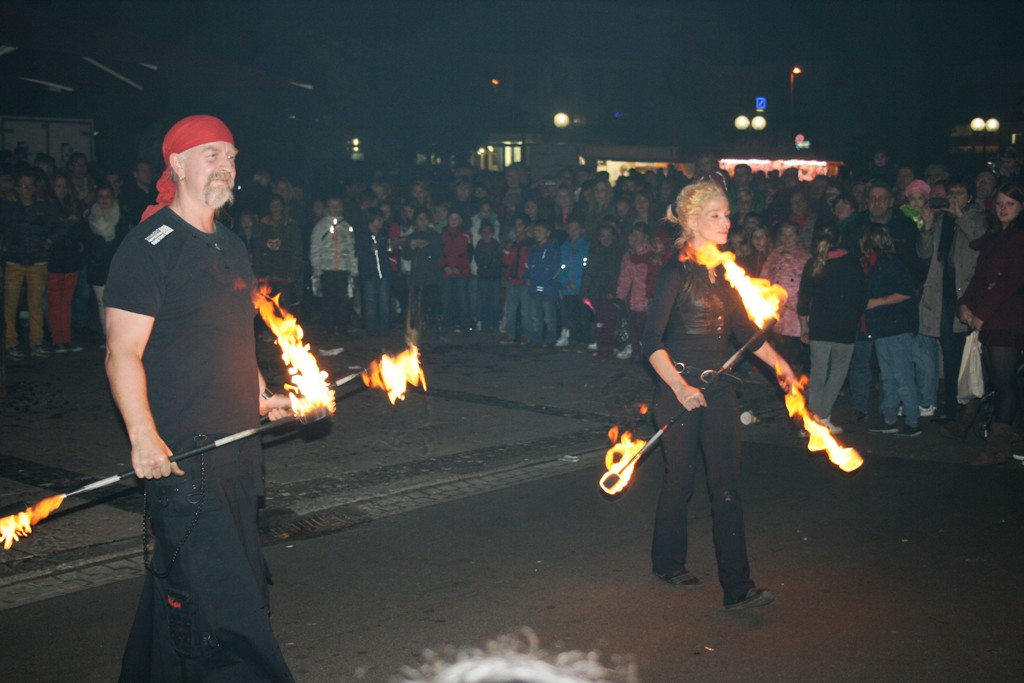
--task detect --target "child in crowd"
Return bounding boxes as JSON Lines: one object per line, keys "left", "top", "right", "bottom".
{"left": 556, "top": 219, "right": 590, "bottom": 347}
{"left": 763, "top": 221, "right": 811, "bottom": 371}
{"left": 741, "top": 224, "right": 772, "bottom": 277}
{"left": 473, "top": 223, "right": 503, "bottom": 332}
{"left": 355, "top": 208, "right": 392, "bottom": 336}
{"left": 524, "top": 222, "right": 561, "bottom": 347}
{"left": 501, "top": 215, "right": 534, "bottom": 344}
{"left": 403, "top": 208, "right": 443, "bottom": 336}
{"left": 439, "top": 210, "right": 471, "bottom": 335}
{"left": 616, "top": 223, "right": 651, "bottom": 360}
{"left": 310, "top": 197, "right": 357, "bottom": 337}
{"left": 581, "top": 222, "right": 624, "bottom": 360}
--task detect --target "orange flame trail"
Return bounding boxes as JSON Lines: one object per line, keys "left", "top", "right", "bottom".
{"left": 253, "top": 285, "right": 336, "bottom": 418}
{"left": 691, "top": 244, "right": 788, "bottom": 327}
{"left": 0, "top": 494, "right": 65, "bottom": 550}
{"left": 361, "top": 345, "right": 427, "bottom": 404}
{"left": 780, "top": 370, "right": 863, "bottom": 472}
{"left": 696, "top": 245, "right": 862, "bottom": 472}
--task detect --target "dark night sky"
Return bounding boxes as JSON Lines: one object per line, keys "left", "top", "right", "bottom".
{"left": 2, "top": 0, "right": 1023, "bottom": 179}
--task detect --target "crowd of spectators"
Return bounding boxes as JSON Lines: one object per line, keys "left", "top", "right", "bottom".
{"left": 2, "top": 142, "right": 1022, "bottom": 463}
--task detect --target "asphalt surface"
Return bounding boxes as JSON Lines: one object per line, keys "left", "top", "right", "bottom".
{"left": 1, "top": 328, "right": 1022, "bottom": 681}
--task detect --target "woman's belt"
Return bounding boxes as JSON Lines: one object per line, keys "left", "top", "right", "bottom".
{"left": 673, "top": 319, "right": 777, "bottom": 387}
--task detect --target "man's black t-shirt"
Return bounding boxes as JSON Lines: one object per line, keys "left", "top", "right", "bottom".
{"left": 104, "top": 207, "right": 259, "bottom": 436}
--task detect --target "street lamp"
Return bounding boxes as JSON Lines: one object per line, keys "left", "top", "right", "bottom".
{"left": 734, "top": 114, "right": 766, "bottom": 132}
{"left": 969, "top": 117, "right": 1000, "bottom": 157}
{"left": 789, "top": 66, "right": 802, "bottom": 114}
{"left": 734, "top": 114, "right": 766, "bottom": 155}
{"left": 553, "top": 112, "right": 570, "bottom": 129}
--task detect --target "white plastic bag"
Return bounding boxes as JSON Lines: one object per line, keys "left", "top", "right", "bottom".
{"left": 956, "top": 331, "right": 984, "bottom": 404}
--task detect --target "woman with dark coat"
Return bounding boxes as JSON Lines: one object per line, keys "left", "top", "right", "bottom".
{"left": 958, "top": 181, "right": 1024, "bottom": 466}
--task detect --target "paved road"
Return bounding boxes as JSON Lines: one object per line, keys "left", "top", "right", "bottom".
{"left": 2, "top": 440, "right": 1022, "bottom": 682}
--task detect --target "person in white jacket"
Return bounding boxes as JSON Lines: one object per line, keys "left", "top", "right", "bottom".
{"left": 310, "top": 197, "right": 358, "bottom": 337}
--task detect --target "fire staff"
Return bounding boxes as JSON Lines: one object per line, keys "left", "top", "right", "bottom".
{"left": 104, "top": 115, "right": 296, "bottom": 681}
{"left": 642, "top": 180, "right": 796, "bottom": 611}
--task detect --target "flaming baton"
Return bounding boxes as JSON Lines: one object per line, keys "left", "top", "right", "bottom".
{"left": 0, "top": 410, "right": 328, "bottom": 550}
{"left": 1, "top": 294, "right": 430, "bottom": 550}
{"left": 599, "top": 322, "right": 777, "bottom": 496}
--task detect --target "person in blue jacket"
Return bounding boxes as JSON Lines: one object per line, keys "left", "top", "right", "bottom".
{"left": 355, "top": 208, "right": 393, "bottom": 336}
{"left": 524, "top": 221, "right": 561, "bottom": 346}
{"left": 556, "top": 218, "right": 590, "bottom": 347}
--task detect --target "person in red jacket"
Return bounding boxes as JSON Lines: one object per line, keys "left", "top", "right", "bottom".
{"left": 439, "top": 210, "right": 472, "bottom": 335}
{"left": 501, "top": 214, "right": 534, "bottom": 343}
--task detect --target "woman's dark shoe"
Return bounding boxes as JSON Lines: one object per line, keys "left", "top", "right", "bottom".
{"left": 654, "top": 568, "right": 704, "bottom": 590}
{"left": 725, "top": 587, "right": 775, "bottom": 611}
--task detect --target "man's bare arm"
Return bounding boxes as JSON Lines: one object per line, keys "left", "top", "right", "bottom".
{"left": 105, "top": 307, "right": 183, "bottom": 478}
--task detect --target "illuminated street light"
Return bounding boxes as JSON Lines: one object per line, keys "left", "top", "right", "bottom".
{"left": 734, "top": 115, "right": 751, "bottom": 131}
{"left": 751, "top": 115, "right": 767, "bottom": 131}
{"left": 968, "top": 117, "right": 1001, "bottom": 157}
{"left": 789, "top": 65, "right": 802, "bottom": 113}
{"left": 553, "top": 112, "right": 570, "bottom": 129}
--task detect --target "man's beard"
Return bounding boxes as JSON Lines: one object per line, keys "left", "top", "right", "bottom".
{"left": 203, "top": 174, "right": 235, "bottom": 210}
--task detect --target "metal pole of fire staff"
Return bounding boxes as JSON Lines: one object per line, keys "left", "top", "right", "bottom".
{"left": 599, "top": 320, "right": 777, "bottom": 494}
{"left": 60, "top": 371, "right": 364, "bottom": 501}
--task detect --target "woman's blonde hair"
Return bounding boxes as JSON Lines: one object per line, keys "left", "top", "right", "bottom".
{"left": 666, "top": 180, "right": 727, "bottom": 250}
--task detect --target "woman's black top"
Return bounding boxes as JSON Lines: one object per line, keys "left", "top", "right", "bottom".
{"left": 642, "top": 258, "right": 763, "bottom": 375}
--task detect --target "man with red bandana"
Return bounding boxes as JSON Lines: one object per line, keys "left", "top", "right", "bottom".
{"left": 104, "top": 115, "right": 296, "bottom": 681}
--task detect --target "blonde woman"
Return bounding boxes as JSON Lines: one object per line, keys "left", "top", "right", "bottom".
{"left": 641, "top": 181, "right": 796, "bottom": 611}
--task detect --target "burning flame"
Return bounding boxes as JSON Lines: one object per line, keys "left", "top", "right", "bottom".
{"left": 780, "top": 370, "right": 863, "bottom": 472}
{"left": 0, "top": 494, "right": 65, "bottom": 550}
{"left": 690, "top": 244, "right": 787, "bottom": 327}
{"left": 361, "top": 345, "right": 427, "bottom": 404}
{"left": 690, "top": 246, "right": 862, "bottom": 473}
{"left": 600, "top": 425, "right": 647, "bottom": 495}
{"left": 253, "top": 285, "right": 336, "bottom": 418}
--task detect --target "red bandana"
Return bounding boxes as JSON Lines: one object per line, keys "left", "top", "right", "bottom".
{"left": 141, "top": 115, "right": 235, "bottom": 222}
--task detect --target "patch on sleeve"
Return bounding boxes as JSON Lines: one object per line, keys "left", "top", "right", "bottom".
{"left": 144, "top": 225, "right": 174, "bottom": 245}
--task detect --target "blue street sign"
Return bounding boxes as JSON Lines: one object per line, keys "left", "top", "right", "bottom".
{"left": 755, "top": 96, "right": 766, "bottom": 111}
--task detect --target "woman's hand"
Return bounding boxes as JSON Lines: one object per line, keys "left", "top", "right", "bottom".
{"left": 959, "top": 304, "right": 975, "bottom": 327}
{"left": 773, "top": 358, "right": 798, "bottom": 393}
{"left": 671, "top": 382, "right": 707, "bottom": 412}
